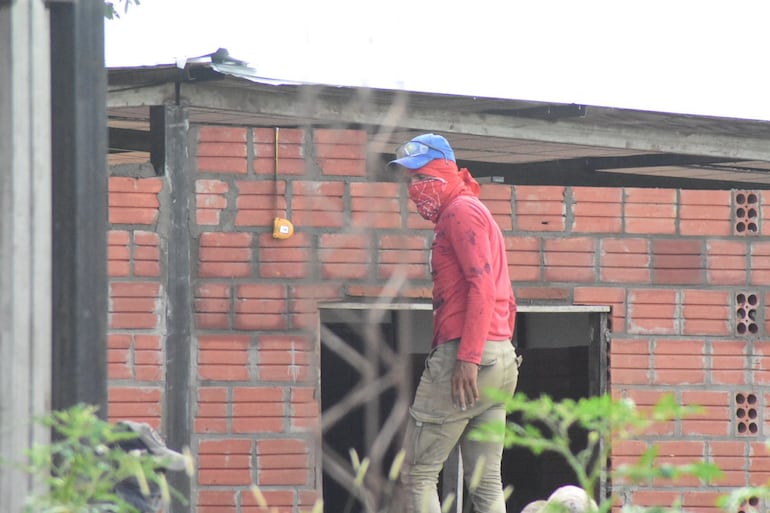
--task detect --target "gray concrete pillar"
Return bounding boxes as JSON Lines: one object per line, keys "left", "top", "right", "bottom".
{"left": 0, "top": 0, "right": 52, "bottom": 511}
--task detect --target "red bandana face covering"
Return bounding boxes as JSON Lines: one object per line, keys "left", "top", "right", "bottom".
{"left": 408, "top": 177, "right": 447, "bottom": 222}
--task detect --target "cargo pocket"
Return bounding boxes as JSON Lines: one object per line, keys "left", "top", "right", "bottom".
{"left": 408, "top": 407, "right": 449, "bottom": 466}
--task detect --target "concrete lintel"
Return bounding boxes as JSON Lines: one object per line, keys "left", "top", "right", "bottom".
{"left": 318, "top": 303, "right": 611, "bottom": 313}
{"left": 107, "top": 82, "right": 177, "bottom": 108}
{"left": 174, "top": 81, "right": 770, "bottom": 162}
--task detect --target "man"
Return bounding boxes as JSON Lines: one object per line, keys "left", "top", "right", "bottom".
{"left": 389, "top": 133, "right": 520, "bottom": 513}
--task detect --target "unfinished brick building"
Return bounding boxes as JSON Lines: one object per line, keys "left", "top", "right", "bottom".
{"left": 107, "top": 62, "right": 770, "bottom": 513}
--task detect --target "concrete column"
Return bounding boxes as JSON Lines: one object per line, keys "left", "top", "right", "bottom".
{"left": 50, "top": 0, "right": 108, "bottom": 416}
{"left": 0, "top": 0, "right": 52, "bottom": 511}
{"left": 154, "top": 105, "right": 194, "bottom": 513}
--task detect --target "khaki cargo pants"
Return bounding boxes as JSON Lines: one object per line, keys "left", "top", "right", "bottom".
{"left": 403, "top": 339, "right": 520, "bottom": 513}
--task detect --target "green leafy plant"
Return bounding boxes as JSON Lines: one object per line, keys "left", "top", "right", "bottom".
{"left": 104, "top": 0, "right": 141, "bottom": 20}
{"left": 227, "top": 389, "right": 770, "bottom": 513}
{"left": 716, "top": 438, "right": 770, "bottom": 513}
{"left": 21, "top": 403, "right": 187, "bottom": 513}
{"left": 718, "top": 486, "right": 768, "bottom": 513}
{"left": 472, "top": 392, "right": 723, "bottom": 513}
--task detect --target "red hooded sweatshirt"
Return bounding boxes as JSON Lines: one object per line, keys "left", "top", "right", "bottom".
{"left": 411, "top": 160, "right": 517, "bottom": 364}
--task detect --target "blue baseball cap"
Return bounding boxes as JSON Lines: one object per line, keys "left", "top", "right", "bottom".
{"left": 388, "top": 133, "right": 456, "bottom": 170}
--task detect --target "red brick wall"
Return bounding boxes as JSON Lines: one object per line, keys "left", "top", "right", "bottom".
{"left": 107, "top": 126, "right": 770, "bottom": 513}
{"left": 108, "top": 176, "right": 164, "bottom": 428}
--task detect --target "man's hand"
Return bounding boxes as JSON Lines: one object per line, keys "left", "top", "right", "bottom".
{"left": 451, "top": 360, "right": 479, "bottom": 410}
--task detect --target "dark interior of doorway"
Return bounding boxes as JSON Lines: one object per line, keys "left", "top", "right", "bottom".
{"left": 505, "top": 313, "right": 595, "bottom": 513}
{"left": 320, "top": 315, "right": 423, "bottom": 513}
{"left": 320, "top": 309, "right": 603, "bottom": 513}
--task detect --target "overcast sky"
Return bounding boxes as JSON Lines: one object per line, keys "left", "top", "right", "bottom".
{"left": 105, "top": 0, "right": 770, "bottom": 121}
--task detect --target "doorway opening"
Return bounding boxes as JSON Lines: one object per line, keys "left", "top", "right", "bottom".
{"left": 319, "top": 304, "right": 609, "bottom": 513}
